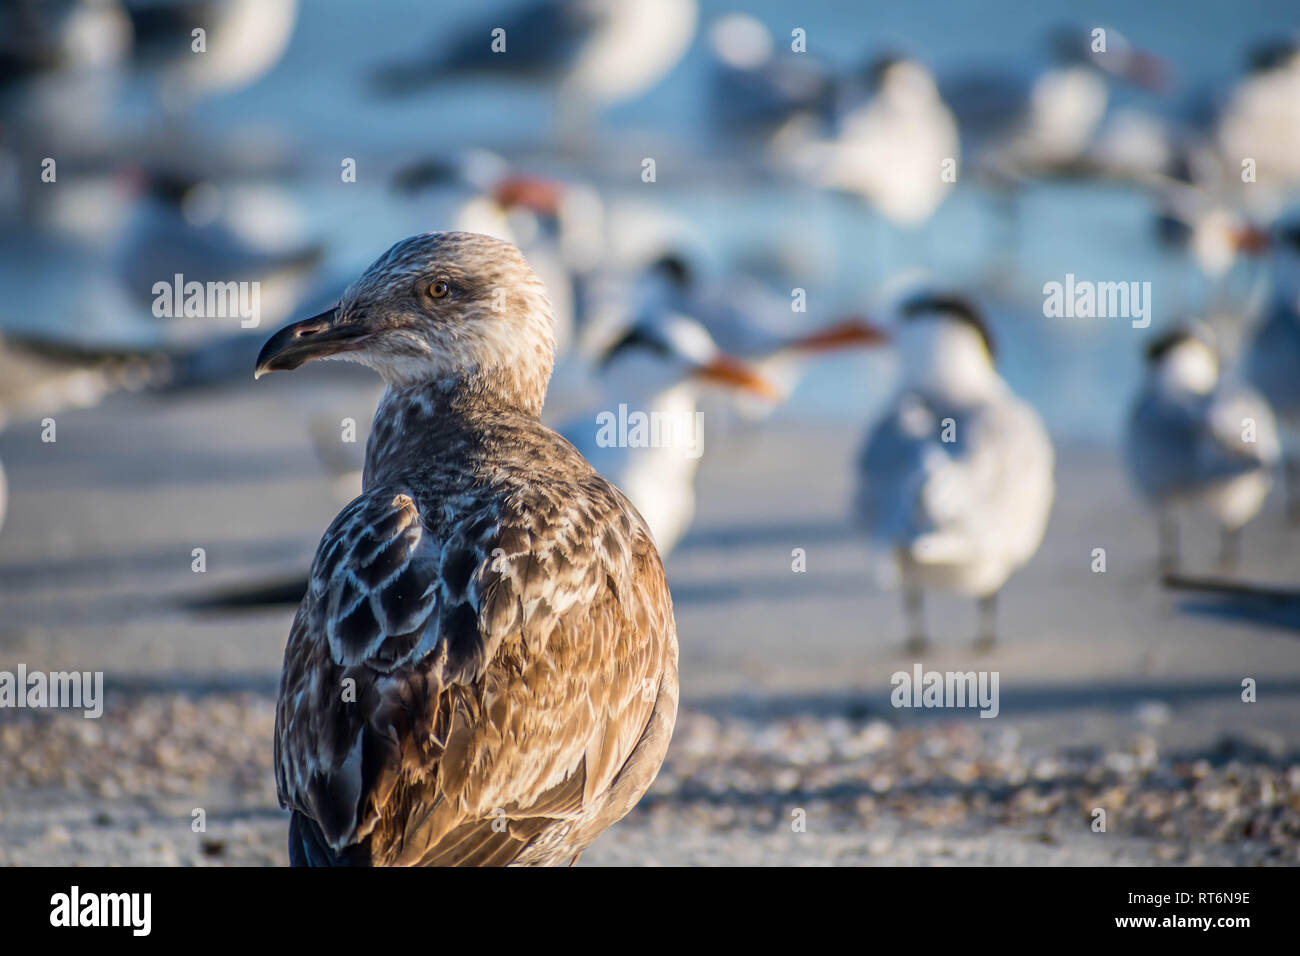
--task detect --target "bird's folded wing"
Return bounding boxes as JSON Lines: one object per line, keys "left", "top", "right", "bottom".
{"left": 1200, "top": 387, "right": 1280, "bottom": 474}
{"left": 858, "top": 396, "right": 1053, "bottom": 561}
{"left": 859, "top": 397, "right": 993, "bottom": 539}
{"left": 275, "top": 478, "right": 673, "bottom": 865}
{"left": 855, "top": 399, "right": 936, "bottom": 541}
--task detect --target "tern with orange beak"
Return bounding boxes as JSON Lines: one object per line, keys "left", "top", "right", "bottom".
{"left": 855, "top": 293, "right": 1054, "bottom": 652}
{"left": 1127, "top": 322, "right": 1279, "bottom": 571}
{"left": 630, "top": 253, "right": 890, "bottom": 418}
{"left": 255, "top": 232, "right": 677, "bottom": 866}
{"left": 561, "top": 312, "right": 782, "bottom": 556}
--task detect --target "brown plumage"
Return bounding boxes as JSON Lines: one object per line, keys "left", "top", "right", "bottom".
{"left": 256, "top": 232, "right": 678, "bottom": 866}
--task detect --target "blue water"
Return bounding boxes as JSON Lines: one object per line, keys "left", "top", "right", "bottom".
{"left": 19, "top": 1, "right": 1300, "bottom": 442}
{"left": 203, "top": 0, "right": 1300, "bottom": 149}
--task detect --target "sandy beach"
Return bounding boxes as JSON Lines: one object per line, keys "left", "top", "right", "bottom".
{"left": 1, "top": 371, "right": 1296, "bottom": 866}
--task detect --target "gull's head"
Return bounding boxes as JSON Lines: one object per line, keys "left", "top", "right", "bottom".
{"left": 1144, "top": 323, "right": 1219, "bottom": 395}
{"left": 893, "top": 292, "right": 999, "bottom": 397}
{"left": 255, "top": 232, "right": 555, "bottom": 413}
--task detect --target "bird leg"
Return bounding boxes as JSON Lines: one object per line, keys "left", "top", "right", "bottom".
{"left": 902, "top": 584, "right": 928, "bottom": 654}
{"left": 1218, "top": 526, "right": 1242, "bottom": 570}
{"left": 1158, "top": 512, "right": 1180, "bottom": 576}
{"left": 1286, "top": 457, "right": 1300, "bottom": 525}
{"left": 972, "top": 592, "right": 998, "bottom": 653}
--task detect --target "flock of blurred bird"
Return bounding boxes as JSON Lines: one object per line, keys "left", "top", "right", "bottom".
{"left": 2, "top": 0, "right": 1300, "bottom": 647}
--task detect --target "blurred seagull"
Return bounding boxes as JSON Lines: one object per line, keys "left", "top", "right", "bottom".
{"left": 855, "top": 293, "right": 1054, "bottom": 652}
{"left": 371, "top": 0, "right": 697, "bottom": 130}
{"left": 0, "top": 0, "right": 129, "bottom": 89}
{"left": 1154, "top": 189, "right": 1270, "bottom": 282}
{"left": 0, "top": 0, "right": 130, "bottom": 138}
{"left": 124, "top": 0, "right": 299, "bottom": 110}
{"left": 1126, "top": 323, "right": 1280, "bottom": 571}
{"left": 942, "top": 24, "right": 1168, "bottom": 180}
{"left": 390, "top": 151, "right": 564, "bottom": 239}
{"left": 790, "top": 54, "right": 958, "bottom": 228}
{"left": 111, "top": 167, "right": 325, "bottom": 329}
{"left": 255, "top": 232, "right": 678, "bottom": 867}
{"left": 0, "top": 226, "right": 161, "bottom": 347}
{"left": 705, "top": 13, "right": 836, "bottom": 147}
{"left": 1150, "top": 169, "right": 1272, "bottom": 303}
{"left": 389, "top": 154, "right": 599, "bottom": 355}
{"left": 1216, "top": 38, "right": 1300, "bottom": 207}
{"left": 561, "top": 312, "right": 779, "bottom": 556}
{"left": 1245, "top": 215, "right": 1300, "bottom": 518}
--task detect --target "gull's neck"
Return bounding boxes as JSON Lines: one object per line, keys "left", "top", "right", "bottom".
{"left": 362, "top": 374, "right": 543, "bottom": 487}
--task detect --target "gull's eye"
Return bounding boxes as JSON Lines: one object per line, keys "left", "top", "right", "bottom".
{"left": 428, "top": 279, "right": 450, "bottom": 299}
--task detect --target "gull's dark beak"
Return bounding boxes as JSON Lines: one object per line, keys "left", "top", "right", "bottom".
{"left": 254, "top": 309, "right": 369, "bottom": 379}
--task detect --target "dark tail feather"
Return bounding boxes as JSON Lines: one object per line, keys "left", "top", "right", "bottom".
{"left": 289, "top": 811, "right": 368, "bottom": 867}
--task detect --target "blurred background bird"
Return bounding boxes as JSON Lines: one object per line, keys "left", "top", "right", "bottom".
{"left": 855, "top": 292, "right": 1054, "bottom": 652}
{"left": 123, "top": 0, "right": 299, "bottom": 118}
{"left": 1125, "top": 322, "right": 1280, "bottom": 571}
{"left": 561, "top": 311, "right": 778, "bottom": 555}
{"left": 941, "top": 24, "right": 1169, "bottom": 183}
{"left": 785, "top": 52, "right": 959, "bottom": 252}
{"left": 705, "top": 12, "right": 836, "bottom": 151}
{"left": 370, "top": 0, "right": 697, "bottom": 136}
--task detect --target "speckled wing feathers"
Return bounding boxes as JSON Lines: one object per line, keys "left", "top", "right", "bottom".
{"left": 274, "top": 414, "right": 677, "bottom": 866}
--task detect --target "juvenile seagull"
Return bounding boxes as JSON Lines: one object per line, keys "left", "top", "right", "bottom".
{"left": 255, "top": 232, "right": 678, "bottom": 866}
{"left": 1128, "top": 324, "right": 1280, "bottom": 571}
{"left": 855, "top": 294, "right": 1054, "bottom": 652}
